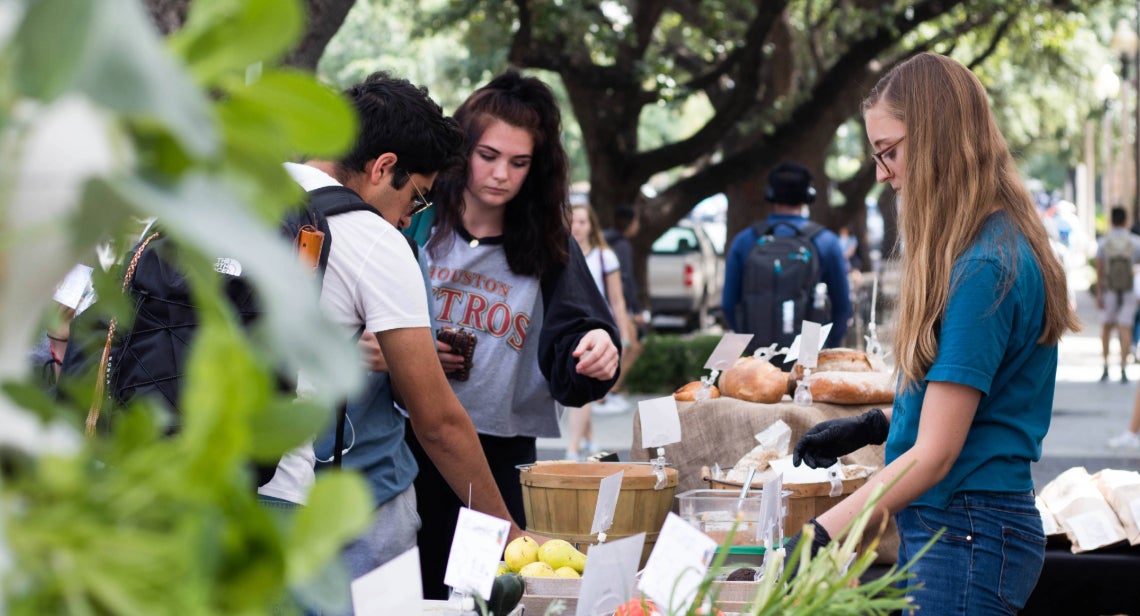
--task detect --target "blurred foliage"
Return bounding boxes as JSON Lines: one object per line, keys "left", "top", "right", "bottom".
{"left": 2, "top": 0, "right": 373, "bottom": 613}
{"left": 320, "top": 0, "right": 1118, "bottom": 237}
{"left": 624, "top": 334, "right": 723, "bottom": 393}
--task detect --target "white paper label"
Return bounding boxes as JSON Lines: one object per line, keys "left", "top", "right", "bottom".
{"left": 639, "top": 513, "right": 717, "bottom": 614}
{"left": 576, "top": 533, "right": 645, "bottom": 616}
{"left": 798, "top": 321, "right": 821, "bottom": 369}
{"left": 758, "top": 474, "right": 785, "bottom": 547}
{"left": 442, "top": 507, "right": 511, "bottom": 599}
{"left": 639, "top": 396, "right": 682, "bottom": 448}
{"left": 1066, "top": 510, "right": 1120, "bottom": 550}
{"left": 591, "top": 470, "right": 624, "bottom": 535}
{"left": 53, "top": 263, "right": 95, "bottom": 312}
{"left": 351, "top": 546, "right": 422, "bottom": 616}
{"left": 703, "top": 333, "right": 754, "bottom": 371}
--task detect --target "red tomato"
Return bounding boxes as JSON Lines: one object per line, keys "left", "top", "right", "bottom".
{"left": 613, "top": 598, "right": 660, "bottom": 616}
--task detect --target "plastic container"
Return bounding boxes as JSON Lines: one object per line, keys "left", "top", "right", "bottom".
{"left": 676, "top": 488, "right": 791, "bottom": 546}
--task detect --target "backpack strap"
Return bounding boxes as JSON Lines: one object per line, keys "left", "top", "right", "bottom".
{"left": 304, "top": 186, "right": 384, "bottom": 278}
{"left": 85, "top": 231, "right": 161, "bottom": 436}
{"left": 759, "top": 219, "right": 825, "bottom": 238}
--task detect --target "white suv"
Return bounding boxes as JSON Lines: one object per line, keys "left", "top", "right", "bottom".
{"left": 647, "top": 220, "right": 724, "bottom": 330}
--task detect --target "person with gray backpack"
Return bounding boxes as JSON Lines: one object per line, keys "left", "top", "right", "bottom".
{"left": 722, "top": 161, "right": 851, "bottom": 354}
{"left": 1096, "top": 205, "right": 1140, "bottom": 382}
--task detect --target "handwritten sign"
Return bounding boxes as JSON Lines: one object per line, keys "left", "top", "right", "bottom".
{"left": 639, "top": 513, "right": 717, "bottom": 613}
{"left": 442, "top": 507, "right": 511, "bottom": 600}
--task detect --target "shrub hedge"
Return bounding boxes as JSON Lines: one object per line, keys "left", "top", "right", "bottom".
{"left": 624, "top": 333, "right": 724, "bottom": 394}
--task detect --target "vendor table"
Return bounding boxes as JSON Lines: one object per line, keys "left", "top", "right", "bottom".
{"left": 628, "top": 396, "right": 895, "bottom": 563}
{"left": 628, "top": 396, "right": 883, "bottom": 495}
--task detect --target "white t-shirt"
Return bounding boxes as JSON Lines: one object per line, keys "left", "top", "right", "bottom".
{"left": 258, "top": 163, "right": 428, "bottom": 505}
{"left": 583, "top": 246, "right": 620, "bottom": 308}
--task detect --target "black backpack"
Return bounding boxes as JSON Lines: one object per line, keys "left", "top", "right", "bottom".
{"left": 61, "top": 185, "right": 379, "bottom": 479}
{"left": 736, "top": 220, "right": 829, "bottom": 353}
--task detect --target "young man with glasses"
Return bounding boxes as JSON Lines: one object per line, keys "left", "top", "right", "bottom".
{"left": 268, "top": 73, "right": 535, "bottom": 590}
{"left": 721, "top": 160, "right": 852, "bottom": 351}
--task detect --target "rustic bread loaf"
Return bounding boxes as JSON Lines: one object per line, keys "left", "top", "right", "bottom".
{"left": 805, "top": 370, "right": 895, "bottom": 405}
{"left": 791, "top": 348, "right": 874, "bottom": 380}
{"left": 673, "top": 381, "right": 721, "bottom": 401}
{"left": 718, "top": 356, "right": 789, "bottom": 404}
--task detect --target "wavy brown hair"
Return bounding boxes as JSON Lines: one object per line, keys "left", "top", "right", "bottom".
{"left": 571, "top": 203, "right": 609, "bottom": 252}
{"left": 427, "top": 71, "right": 570, "bottom": 277}
{"left": 862, "top": 53, "right": 1079, "bottom": 391}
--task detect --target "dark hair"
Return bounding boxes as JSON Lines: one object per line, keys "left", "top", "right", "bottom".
{"left": 614, "top": 206, "right": 637, "bottom": 233}
{"left": 339, "top": 72, "right": 465, "bottom": 188}
{"left": 1112, "top": 205, "right": 1128, "bottom": 227}
{"left": 428, "top": 71, "right": 570, "bottom": 277}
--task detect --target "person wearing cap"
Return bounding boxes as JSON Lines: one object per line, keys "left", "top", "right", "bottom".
{"left": 722, "top": 160, "right": 852, "bottom": 348}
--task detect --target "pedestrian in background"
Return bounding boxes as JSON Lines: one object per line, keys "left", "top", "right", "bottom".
{"left": 597, "top": 205, "right": 646, "bottom": 414}
{"left": 564, "top": 202, "right": 635, "bottom": 459}
{"left": 1094, "top": 206, "right": 1140, "bottom": 383}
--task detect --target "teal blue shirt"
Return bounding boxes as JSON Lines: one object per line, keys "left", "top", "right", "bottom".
{"left": 885, "top": 212, "right": 1057, "bottom": 509}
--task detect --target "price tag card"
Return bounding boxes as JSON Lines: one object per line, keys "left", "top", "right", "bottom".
{"left": 638, "top": 513, "right": 717, "bottom": 614}
{"left": 758, "top": 474, "right": 785, "bottom": 547}
{"left": 703, "top": 333, "right": 753, "bottom": 371}
{"left": 798, "top": 322, "right": 822, "bottom": 369}
{"left": 351, "top": 546, "right": 422, "bottom": 616}
{"left": 782, "top": 323, "right": 833, "bottom": 365}
{"left": 591, "top": 470, "right": 624, "bottom": 535}
{"left": 638, "top": 397, "right": 682, "bottom": 448}
{"left": 53, "top": 263, "right": 94, "bottom": 311}
{"left": 576, "top": 533, "right": 645, "bottom": 616}
{"left": 442, "top": 507, "right": 511, "bottom": 600}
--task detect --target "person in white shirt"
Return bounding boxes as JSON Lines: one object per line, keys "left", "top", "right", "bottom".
{"left": 257, "top": 73, "right": 534, "bottom": 568}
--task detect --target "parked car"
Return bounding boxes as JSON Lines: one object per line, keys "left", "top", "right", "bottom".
{"left": 647, "top": 220, "right": 724, "bottom": 330}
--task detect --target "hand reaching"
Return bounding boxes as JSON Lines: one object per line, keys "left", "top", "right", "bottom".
{"left": 792, "top": 407, "right": 889, "bottom": 469}
{"left": 572, "top": 329, "right": 619, "bottom": 380}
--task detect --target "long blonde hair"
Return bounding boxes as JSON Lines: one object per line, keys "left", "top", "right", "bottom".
{"left": 862, "top": 53, "right": 1079, "bottom": 390}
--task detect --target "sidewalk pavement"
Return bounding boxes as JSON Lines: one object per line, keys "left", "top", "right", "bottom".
{"left": 538, "top": 264, "right": 1140, "bottom": 490}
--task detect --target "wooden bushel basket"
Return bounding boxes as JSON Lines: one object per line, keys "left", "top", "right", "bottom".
{"left": 519, "top": 461, "right": 678, "bottom": 566}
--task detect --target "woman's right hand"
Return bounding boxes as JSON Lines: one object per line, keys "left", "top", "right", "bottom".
{"left": 792, "top": 407, "right": 890, "bottom": 469}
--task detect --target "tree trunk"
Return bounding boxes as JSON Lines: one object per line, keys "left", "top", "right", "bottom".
{"left": 145, "top": 0, "right": 189, "bottom": 35}
{"left": 285, "top": 0, "right": 357, "bottom": 71}
{"left": 144, "top": 0, "right": 354, "bottom": 72}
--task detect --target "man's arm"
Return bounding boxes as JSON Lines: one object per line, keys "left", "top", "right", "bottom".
{"left": 721, "top": 233, "right": 748, "bottom": 330}
{"left": 819, "top": 234, "right": 851, "bottom": 346}
{"left": 379, "top": 326, "right": 527, "bottom": 540}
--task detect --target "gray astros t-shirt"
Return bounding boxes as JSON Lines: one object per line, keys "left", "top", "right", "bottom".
{"left": 424, "top": 231, "right": 558, "bottom": 438}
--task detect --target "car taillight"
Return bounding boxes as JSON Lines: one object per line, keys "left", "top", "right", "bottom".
{"left": 684, "top": 264, "right": 694, "bottom": 287}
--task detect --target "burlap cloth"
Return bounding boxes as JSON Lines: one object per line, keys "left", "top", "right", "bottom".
{"left": 629, "top": 395, "right": 899, "bottom": 564}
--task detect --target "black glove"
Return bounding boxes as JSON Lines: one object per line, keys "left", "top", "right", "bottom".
{"left": 792, "top": 407, "right": 889, "bottom": 469}
{"left": 783, "top": 518, "right": 832, "bottom": 569}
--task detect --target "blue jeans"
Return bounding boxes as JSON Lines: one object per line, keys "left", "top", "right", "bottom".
{"left": 896, "top": 491, "right": 1044, "bottom": 615}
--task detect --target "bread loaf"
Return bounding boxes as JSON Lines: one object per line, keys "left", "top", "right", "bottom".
{"left": 806, "top": 370, "right": 895, "bottom": 405}
{"left": 673, "top": 381, "right": 721, "bottom": 401}
{"left": 718, "top": 357, "right": 788, "bottom": 404}
{"left": 791, "top": 348, "right": 873, "bottom": 380}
